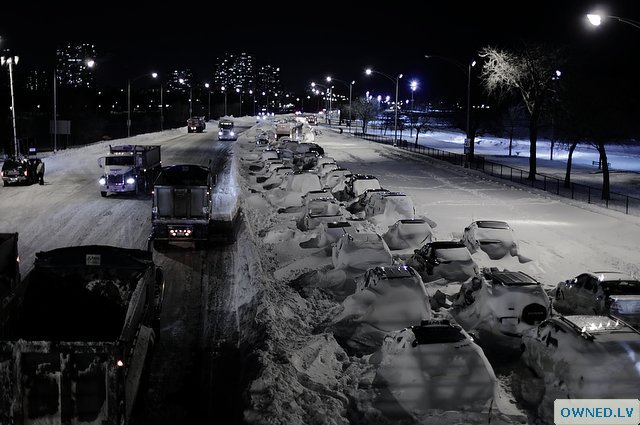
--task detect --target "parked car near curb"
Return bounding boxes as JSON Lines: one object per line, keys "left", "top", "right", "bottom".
{"left": 405, "top": 240, "right": 479, "bottom": 284}
{"left": 554, "top": 271, "right": 640, "bottom": 328}
{"left": 518, "top": 314, "right": 640, "bottom": 422}
{"left": 462, "top": 220, "right": 519, "bottom": 260}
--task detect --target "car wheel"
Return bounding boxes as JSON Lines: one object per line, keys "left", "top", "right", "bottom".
{"left": 100, "top": 191, "right": 107, "bottom": 197}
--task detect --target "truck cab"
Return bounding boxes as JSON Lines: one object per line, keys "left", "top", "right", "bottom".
{"left": 98, "top": 145, "right": 161, "bottom": 197}
{"left": 218, "top": 119, "right": 237, "bottom": 141}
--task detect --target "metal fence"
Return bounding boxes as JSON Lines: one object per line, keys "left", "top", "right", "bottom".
{"left": 355, "top": 132, "right": 640, "bottom": 217}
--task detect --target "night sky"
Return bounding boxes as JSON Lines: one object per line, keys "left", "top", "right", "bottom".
{"left": 2, "top": 1, "right": 640, "bottom": 102}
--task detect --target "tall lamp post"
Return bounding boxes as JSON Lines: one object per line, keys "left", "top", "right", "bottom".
{"left": 151, "top": 72, "right": 164, "bottom": 131}
{"left": 236, "top": 87, "right": 242, "bottom": 116}
{"left": 424, "top": 55, "right": 476, "bottom": 161}
{"left": 221, "top": 86, "right": 227, "bottom": 116}
{"left": 326, "top": 76, "right": 355, "bottom": 129}
{"left": 365, "top": 68, "right": 403, "bottom": 145}
{"left": 128, "top": 72, "right": 157, "bottom": 137}
{"left": 1, "top": 55, "right": 19, "bottom": 156}
{"left": 249, "top": 90, "right": 256, "bottom": 115}
{"left": 53, "top": 58, "right": 95, "bottom": 152}
{"left": 204, "top": 83, "right": 211, "bottom": 121}
{"left": 410, "top": 80, "right": 418, "bottom": 136}
{"left": 587, "top": 13, "right": 640, "bottom": 30}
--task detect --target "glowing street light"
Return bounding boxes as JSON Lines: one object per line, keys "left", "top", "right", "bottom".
{"left": 204, "top": 83, "right": 211, "bottom": 121}
{"left": 587, "top": 12, "right": 640, "bottom": 30}
{"left": 129, "top": 71, "right": 157, "bottom": 137}
{"left": 326, "top": 76, "right": 355, "bottom": 129}
{"left": 221, "top": 86, "right": 227, "bottom": 116}
{"left": 1, "top": 55, "right": 19, "bottom": 156}
{"left": 365, "top": 68, "right": 403, "bottom": 145}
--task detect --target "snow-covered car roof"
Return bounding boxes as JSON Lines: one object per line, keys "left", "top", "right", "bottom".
{"left": 374, "top": 317, "right": 498, "bottom": 415}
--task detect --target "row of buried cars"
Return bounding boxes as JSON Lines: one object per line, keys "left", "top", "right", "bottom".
{"left": 242, "top": 121, "right": 640, "bottom": 423}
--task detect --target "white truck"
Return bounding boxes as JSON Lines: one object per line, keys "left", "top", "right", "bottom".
{"left": 98, "top": 145, "right": 162, "bottom": 197}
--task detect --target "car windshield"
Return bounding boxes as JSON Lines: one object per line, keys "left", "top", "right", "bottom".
{"left": 435, "top": 247, "right": 471, "bottom": 261}
{"left": 219, "top": 122, "right": 234, "bottom": 129}
{"left": 105, "top": 156, "right": 135, "bottom": 166}
{"left": 603, "top": 280, "right": 640, "bottom": 295}
{"left": 476, "top": 220, "right": 510, "bottom": 229}
{"left": 412, "top": 325, "right": 467, "bottom": 344}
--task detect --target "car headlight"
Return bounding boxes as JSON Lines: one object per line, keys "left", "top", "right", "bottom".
{"left": 99, "top": 177, "right": 106, "bottom": 185}
{"left": 126, "top": 177, "right": 136, "bottom": 185}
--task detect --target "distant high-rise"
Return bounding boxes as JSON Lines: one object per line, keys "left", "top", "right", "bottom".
{"left": 55, "top": 43, "right": 96, "bottom": 89}
{"left": 213, "top": 52, "right": 256, "bottom": 94}
{"left": 166, "top": 69, "right": 194, "bottom": 94}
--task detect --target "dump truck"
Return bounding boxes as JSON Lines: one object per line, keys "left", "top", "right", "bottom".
{"left": 0, "top": 233, "right": 20, "bottom": 303}
{"left": 0, "top": 245, "right": 165, "bottom": 425}
{"left": 98, "top": 145, "right": 162, "bottom": 197}
{"left": 151, "top": 163, "right": 216, "bottom": 249}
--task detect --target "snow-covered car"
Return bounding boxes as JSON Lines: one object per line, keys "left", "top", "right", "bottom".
{"left": 382, "top": 218, "right": 434, "bottom": 251}
{"left": 346, "top": 188, "right": 390, "bottom": 215}
{"left": 322, "top": 167, "right": 352, "bottom": 192}
{"left": 373, "top": 318, "right": 498, "bottom": 415}
{"left": 405, "top": 240, "right": 479, "bottom": 284}
{"left": 519, "top": 314, "right": 640, "bottom": 420}
{"left": 451, "top": 268, "right": 550, "bottom": 347}
{"left": 329, "top": 265, "right": 431, "bottom": 352}
{"left": 462, "top": 220, "right": 519, "bottom": 260}
{"left": 300, "top": 198, "right": 346, "bottom": 231}
{"left": 364, "top": 191, "right": 414, "bottom": 220}
{"left": 265, "top": 171, "right": 323, "bottom": 208}
{"left": 299, "top": 220, "right": 357, "bottom": 252}
{"left": 554, "top": 271, "right": 640, "bottom": 327}
{"left": 316, "top": 161, "right": 339, "bottom": 178}
{"left": 331, "top": 232, "right": 393, "bottom": 273}
{"left": 343, "top": 174, "right": 382, "bottom": 199}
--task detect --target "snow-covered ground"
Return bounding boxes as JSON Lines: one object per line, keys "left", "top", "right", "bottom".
{"left": 2, "top": 116, "right": 640, "bottom": 424}
{"left": 234, "top": 118, "right": 640, "bottom": 425}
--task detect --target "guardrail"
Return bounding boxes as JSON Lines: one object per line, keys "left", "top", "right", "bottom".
{"left": 354, "top": 133, "right": 640, "bottom": 216}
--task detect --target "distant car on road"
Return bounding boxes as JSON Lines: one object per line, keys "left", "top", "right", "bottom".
{"left": 187, "top": 117, "right": 206, "bottom": 133}
{"left": 554, "top": 271, "right": 640, "bottom": 328}
{"left": 405, "top": 240, "right": 479, "bottom": 284}
{"left": 462, "top": 220, "right": 519, "bottom": 260}
{"left": 518, "top": 314, "right": 640, "bottom": 416}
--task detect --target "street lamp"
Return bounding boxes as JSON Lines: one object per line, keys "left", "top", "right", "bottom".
{"left": 221, "top": 86, "right": 227, "bottom": 116}
{"left": 53, "top": 58, "right": 95, "bottom": 151}
{"left": 424, "top": 54, "right": 476, "bottom": 161}
{"left": 151, "top": 73, "right": 164, "bottom": 131}
{"left": 326, "top": 76, "right": 355, "bottom": 129}
{"left": 249, "top": 90, "right": 256, "bottom": 115}
{"left": 128, "top": 71, "right": 157, "bottom": 137}
{"left": 365, "top": 68, "right": 403, "bottom": 145}
{"left": 179, "top": 78, "right": 193, "bottom": 117}
{"left": 204, "top": 83, "right": 211, "bottom": 121}
{"left": 587, "top": 13, "right": 640, "bottom": 30}
{"left": 1, "top": 55, "right": 19, "bottom": 157}
{"left": 236, "top": 87, "right": 242, "bottom": 116}
{"left": 409, "top": 80, "right": 418, "bottom": 136}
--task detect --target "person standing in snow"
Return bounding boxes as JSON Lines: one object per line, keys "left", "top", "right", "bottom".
{"left": 36, "top": 160, "right": 45, "bottom": 185}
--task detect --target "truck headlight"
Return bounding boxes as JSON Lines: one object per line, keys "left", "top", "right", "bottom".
{"left": 99, "top": 177, "right": 106, "bottom": 185}
{"left": 126, "top": 177, "right": 136, "bottom": 185}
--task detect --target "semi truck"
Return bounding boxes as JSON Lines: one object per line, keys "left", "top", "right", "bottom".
{"left": 0, "top": 233, "right": 20, "bottom": 303}
{"left": 151, "top": 163, "right": 216, "bottom": 249}
{"left": 98, "top": 145, "right": 162, "bottom": 197}
{"left": 0, "top": 245, "right": 164, "bottom": 425}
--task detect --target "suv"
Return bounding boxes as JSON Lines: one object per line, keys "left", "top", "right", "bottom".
{"left": 187, "top": 117, "right": 206, "bottom": 133}
{"left": 218, "top": 119, "right": 237, "bottom": 140}
{"left": 519, "top": 314, "right": 640, "bottom": 415}
{"left": 554, "top": 271, "right": 640, "bottom": 327}
{"left": 1, "top": 157, "right": 41, "bottom": 186}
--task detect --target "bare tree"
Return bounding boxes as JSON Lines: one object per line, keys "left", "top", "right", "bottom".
{"left": 479, "top": 44, "right": 565, "bottom": 180}
{"left": 352, "top": 97, "right": 379, "bottom": 134}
